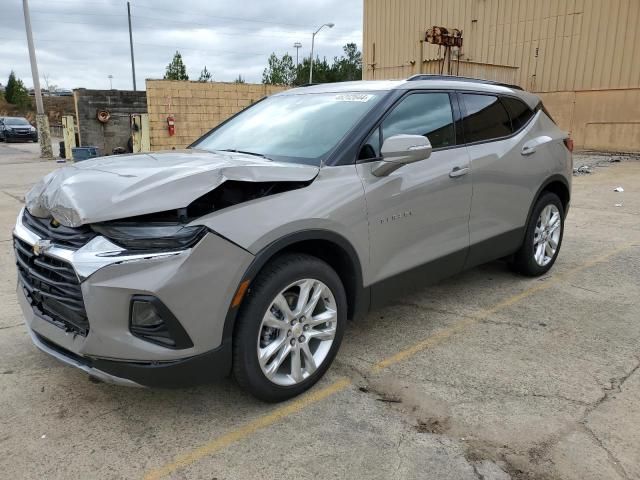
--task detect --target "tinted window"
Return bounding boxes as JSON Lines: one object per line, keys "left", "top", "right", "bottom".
{"left": 502, "top": 96, "right": 534, "bottom": 131}
{"left": 461, "top": 94, "right": 511, "bottom": 143}
{"left": 382, "top": 93, "right": 455, "bottom": 149}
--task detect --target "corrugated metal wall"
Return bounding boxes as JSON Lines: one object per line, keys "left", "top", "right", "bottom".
{"left": 422, "top": 59, "right": 518, "bottom": 84}
{"left": 363, "top": 0, "right": 640, "bottom": 93}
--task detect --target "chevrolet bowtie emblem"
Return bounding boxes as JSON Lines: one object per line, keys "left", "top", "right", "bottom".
{"left": 51, "top": 219, "right": 60, "bottom": 227}
{"left": 33, "top": 239, "right": 53, "bottom": 256}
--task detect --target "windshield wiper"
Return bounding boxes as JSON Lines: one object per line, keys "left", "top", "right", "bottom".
{"left": 217, "top": 149, "right": 271, "bottom": 160}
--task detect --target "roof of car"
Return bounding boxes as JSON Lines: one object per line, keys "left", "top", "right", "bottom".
{"left": 278, "top": 75, "right": 540, "bottom": 109}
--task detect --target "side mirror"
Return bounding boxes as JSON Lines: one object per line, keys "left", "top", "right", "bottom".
{"left": 372, "top": 134, "right": 432, "bottom": 177}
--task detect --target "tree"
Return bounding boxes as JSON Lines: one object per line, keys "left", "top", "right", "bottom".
{"left": 333, "top": 43, "right": 362, "bottom": 81}
{"left": 164, "top": 51, "right": 189, "bottom": 80}
{"left": 266, "top": 43, "right": 363, "bottom": 86}
{"left": 4, "top": 71, "right": 30, "bottom": 108}
{"left": 295, "top": 56, "right": 334, "bottom": 85}
{"left": 262, "top": 53, "right": 296, "bottom": 85}
{"left": 42, "top": 73, "right": 58, "bottom": 94}
{"left": 234, "top": 74, "right": 246, "bottom": 84}
{"left": 198, "top": 66, "right": 213, "bottom": 82}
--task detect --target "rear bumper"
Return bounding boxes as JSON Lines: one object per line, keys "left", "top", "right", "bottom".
{"left": 28, "top": 323, "right": 232, "bottom": 388}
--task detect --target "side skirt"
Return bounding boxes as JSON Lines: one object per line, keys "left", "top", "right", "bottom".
{"left": 464, "top": 227, "right": 525, "bottom": 270}
{"left": 369, "top": 249, "right": 467, "bottom": 310}
{"left": 366, "top": 228, "right": 525, "bottom": 312}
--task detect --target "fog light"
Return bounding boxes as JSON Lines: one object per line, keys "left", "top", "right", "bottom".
{"left": 129, "top": 296, "right": 193, "bottom": 349}
{"left": 131, "top": 301, "right": 164, "bottom": 328}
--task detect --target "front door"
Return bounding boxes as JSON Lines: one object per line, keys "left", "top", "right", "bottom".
{"left": 356, "top": 92, "right": 472, "bottom": 304}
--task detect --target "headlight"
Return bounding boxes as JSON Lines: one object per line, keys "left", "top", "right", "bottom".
{"left": 30, "top": 126, "right": 36, "bottom": 132}
{"left": 91, "top": 223, "right": 207, "bottom": 251}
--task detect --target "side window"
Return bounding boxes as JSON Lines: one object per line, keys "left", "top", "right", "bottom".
{"left": 359, "top": 127, "right": 381, "bottom": 160}
{"left": 382, "top": 93, "right": 455, "bottom": 149}
{"left": 461, "top": 94, "right": 511, "bottom": 143}
{"left": 501, "top": 96, "right": 535, "bottom": 131}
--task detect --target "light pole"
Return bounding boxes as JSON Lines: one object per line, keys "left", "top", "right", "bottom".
{"left": 293, "top": 42, "right": 302, "bottom": 69}
{"left": 309, "top": 23, "right": 334, "bottom": 84}
{"left": 108, "top": 75, "right": 113, "bottom": 89}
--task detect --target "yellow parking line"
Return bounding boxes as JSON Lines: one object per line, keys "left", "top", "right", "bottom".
{"left": 143, "top": 377, "right": 352, "bottom": 480}
{"left": 374, "top": 242, "right": 634, "bottom": 371}
{"left": 144, "top": 242, "right": 634, "bottom": 479}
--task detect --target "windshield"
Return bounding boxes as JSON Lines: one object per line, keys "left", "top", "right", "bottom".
{"left": 193, "top": 92, "right": 383, "bottom": 165}
{"left": 5, "top": 118, "right": 30, "bottom": 126}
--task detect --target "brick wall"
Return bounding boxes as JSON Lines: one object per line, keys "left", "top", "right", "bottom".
{"left": 145, "top": 80, "right": 287, "bottom": 151}
{"left": 73, "top": 89, "right": 147, "bottom": 154}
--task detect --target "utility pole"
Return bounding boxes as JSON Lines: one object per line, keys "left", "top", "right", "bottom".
{"left": 108, "top": 74, "right": 113, "bottom": 89}
{"left": 22, "top": 0, "right": 52, "bottom": 159}
{"left": 127, "top": 1, "right": 137, "bottom": 91}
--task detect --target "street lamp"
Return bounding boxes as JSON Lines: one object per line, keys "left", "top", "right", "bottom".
{"left": 309, "top": 23, "right": 334, "bottom": 84}
{"left": 293, "top": 42, "right": 302, "bottom": 70}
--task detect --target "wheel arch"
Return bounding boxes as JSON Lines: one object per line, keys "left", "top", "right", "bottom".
{"left": 221, "top": 230, "right": 369, "bottom": 350}
{"left": 526, "top": 175, "right": 571, "bottom": 228}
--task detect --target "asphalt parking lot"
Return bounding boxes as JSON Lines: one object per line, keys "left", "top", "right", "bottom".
{"left": 0, "top": 142, "right": 638, "bottom": 480}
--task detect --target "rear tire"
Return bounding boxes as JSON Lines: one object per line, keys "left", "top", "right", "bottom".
{"left": 233, "top": 253, "right": 346, "bottom": 402}
{"left": 511, "top": 192, "right": 564, "bottom": 276}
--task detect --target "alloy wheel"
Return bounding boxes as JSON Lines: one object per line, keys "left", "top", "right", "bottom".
{"left": 257, "top": 279, "right": 338, "bottom": 386}
{"left": 533, "top": 204, "right": 562, "bottom": 267}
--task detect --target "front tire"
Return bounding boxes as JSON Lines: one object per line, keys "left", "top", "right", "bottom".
{"left": 233, "top": 253, "right": 346, "bottom": 402}
{"left": 512, "top": 192, "right": 564, "bottom": 276}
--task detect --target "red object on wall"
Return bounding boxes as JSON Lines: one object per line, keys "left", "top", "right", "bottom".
{"left": 167, "top": 115, "right": 175, "bottom": 136}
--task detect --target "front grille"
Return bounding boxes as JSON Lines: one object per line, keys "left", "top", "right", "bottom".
{"left": 14, "top": 236, "right": 89, "bottom": 336}
{"left": 23, "top": 209, "right": 96, "bottom": 249}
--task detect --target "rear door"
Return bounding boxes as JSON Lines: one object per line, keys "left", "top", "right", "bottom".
{"left": 356, "top": 91, "right": 472, "bottom": 302}
{"left": 459, "top": 93, "right": 543, "bottom": 267}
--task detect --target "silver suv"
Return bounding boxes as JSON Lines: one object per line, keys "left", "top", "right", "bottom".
{"left": 14, "top": 76, "right": 572, "bottom": 401}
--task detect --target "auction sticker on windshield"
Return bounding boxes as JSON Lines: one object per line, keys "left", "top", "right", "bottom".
{"left": 334, "top": 94, "right": 374, "bottom": 102}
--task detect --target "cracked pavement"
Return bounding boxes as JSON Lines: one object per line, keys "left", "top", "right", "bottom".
{"left": 0, "top": 143, "right": 639, "bottom": 480}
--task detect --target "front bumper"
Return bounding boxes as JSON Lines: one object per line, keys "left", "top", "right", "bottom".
{"left": 5, "top": 130, "right": 37, "bottom": 141}
{"left": 14, "top": 209, "right": 253, "bottom": 386}
{"left": 27, "top": 324, "right": 232, "bottom": 387}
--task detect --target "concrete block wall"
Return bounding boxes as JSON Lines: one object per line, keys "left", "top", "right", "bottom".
{"left": 145, "top": 80, "right": 287, "bottom": 151}
{"left": 73, "top": 89, "right": 147, "bottom": 154}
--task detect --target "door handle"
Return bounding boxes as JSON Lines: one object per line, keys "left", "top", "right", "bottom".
{"left": 521, "top": 145, "right": 536, "bottom": 156}
{"left": 449, "top": 166, "right": 469, "bottom": 178}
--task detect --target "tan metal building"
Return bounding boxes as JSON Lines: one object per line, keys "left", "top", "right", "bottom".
{"left": 363, "top": 0, "right": 640, "bottom": 151}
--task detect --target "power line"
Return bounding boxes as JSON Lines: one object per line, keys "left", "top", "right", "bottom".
{"left": 29, "top": 5, "right": 313, "bottom": 28}
{"left": 26, "top": 17, "right": 312, "bottom": 40}
{"left": 0, "top": 35, "right": 289, "bottom": 58}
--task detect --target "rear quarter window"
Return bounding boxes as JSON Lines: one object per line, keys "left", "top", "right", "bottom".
{"left": 461, "top": 94, "right": 511, "bottom": 143}
{"left": 501, "top": 96, "right": 535, "bottom": 131}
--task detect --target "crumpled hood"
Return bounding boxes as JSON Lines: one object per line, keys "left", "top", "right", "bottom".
{"left": 25, "top": 149, "right": 319, "bottom": 227}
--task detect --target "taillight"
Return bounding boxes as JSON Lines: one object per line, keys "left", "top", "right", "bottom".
{"left": 563, "top": 138, "right": 574, "bottom": 152}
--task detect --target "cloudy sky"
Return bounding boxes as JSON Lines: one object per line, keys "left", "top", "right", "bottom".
{"left": 1, "top": 0, "right": 363, "bottom": 90}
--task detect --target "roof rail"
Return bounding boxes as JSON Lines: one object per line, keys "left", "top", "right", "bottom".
{"left": 406, "top": 74, "right": 523, "bottom": 91}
